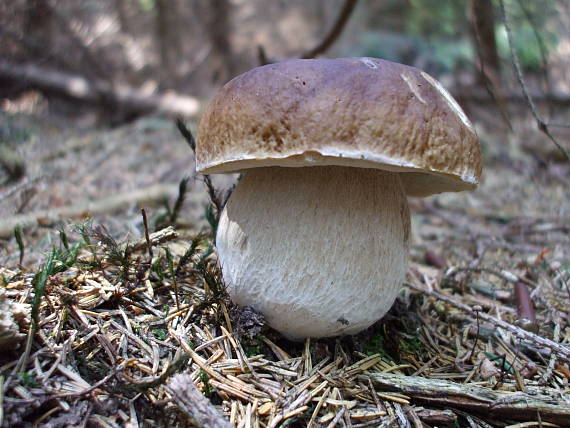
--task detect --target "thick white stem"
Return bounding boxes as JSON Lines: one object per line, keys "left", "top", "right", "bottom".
{"left": 216, "top": 166, "right": 410, "bottom": 339}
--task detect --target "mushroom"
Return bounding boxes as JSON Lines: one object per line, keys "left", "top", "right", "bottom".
{"left": 196, "top": 57, "right": 482, "bottom": 340}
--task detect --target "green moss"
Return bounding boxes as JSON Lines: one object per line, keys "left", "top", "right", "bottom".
{"left": 199, "top": 369, "right": 213, "bottom": 397}
{"left": 243, "top": 337, "right": 263, "bottom": 357}
{"left": 151, "top": 328, "right": 167, "bottom": 341}
{"left": 400, "top": 333, "right": 422, "bottom": 353}
{"left": 364, "top": 332, "right": 389, "bottom": 358}
{"left": 18, "top": 371, "right": 38, "bottom": 388}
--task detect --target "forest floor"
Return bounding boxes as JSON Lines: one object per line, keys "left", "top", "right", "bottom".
{"left": 0, "top": 98, "right": 569, "bottom": 427}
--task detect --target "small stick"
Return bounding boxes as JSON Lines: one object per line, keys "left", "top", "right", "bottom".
{"left": 468, "top": 305, "right": 482, "bottom": 363}
{"left": 165, "top": 248, "right": 181, "bottom": 312}
{"left": 141, "top": 208, "right": 153, "bottom": 261}
{"left": 52, "top": 365, "right": 124, "bottom": 399}
{"left": 326, "top": 406, "right": 346, "bottom": 428}
{"left": 175, "top": 120, "right": 224, "bottom": 226}
{"left": 539, "top": 323, "right": 560, "bottom": 385}
{"left": 121, "top": 226, "right": 178, "bottom": 253}
{"left": 424, "top": 250, "right": 447, "bottom": 269}
{"left": 513, "top": 281, "right": 537, "bottom": 332}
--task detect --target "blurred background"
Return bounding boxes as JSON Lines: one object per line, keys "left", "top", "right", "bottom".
{"left": 1, "top": 4, "right": 569, "bottom": 426}
{"left": 0, "top": 0, "right": 569, "bottom": 263}
{"left": 1, "top": 0, "right": 568, "bottom": 125}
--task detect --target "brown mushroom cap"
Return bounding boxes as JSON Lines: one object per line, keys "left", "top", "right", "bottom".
{"left": 196, "top": 57, "right": 482, "bottom": 196}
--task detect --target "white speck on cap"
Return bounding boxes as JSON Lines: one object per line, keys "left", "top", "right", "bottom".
{"left": 400, "top": 72, "right": 426, "bottom": 105}
{"left": 360, "top": 58, "right": 378, "bottom": 69}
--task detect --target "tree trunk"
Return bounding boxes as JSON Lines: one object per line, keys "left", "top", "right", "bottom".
{"left": 468, "top": 0, "right": 512, "bottom": 127}
{"left": 25, "top": 0, "right": 54, "bottom": 50}
{"left": 468, "top": 0, "right": 501, "bottom": 85}
{"left": 116, "top": 0, "right": 132, "bottom": 34}
{"left": 201, "top": 0, "right": 237, "bottom": 83}
{"left": 156, "top": 0, "right": 182, "bottom": 88}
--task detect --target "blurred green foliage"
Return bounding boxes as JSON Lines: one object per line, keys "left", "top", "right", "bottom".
{"left": 0, "top": 113, "right": 32, "bottom": 145}
{"left": 405, "top": 0, "right": 467, "bottom": 38}
{"left": 496, "top": 0, "right": 558, "bottom": 71}
{"left": 364, "top": 331, "right": 390, "bottom": 358}
{"left": 137, "top": 0, "right": 154, "bottom": 12}
{"left": 355, "top": 0, "right": 558, "bottom": 73}
{"left": 357, "top": 31, "right": 472, "bottom": 73}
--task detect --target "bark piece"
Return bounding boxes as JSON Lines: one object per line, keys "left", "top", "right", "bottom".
{"left": 364, "top": 372, "right": 570, "bottom": 425}
{"left": 167, "top": 374, "right": 233, "bottom": 428}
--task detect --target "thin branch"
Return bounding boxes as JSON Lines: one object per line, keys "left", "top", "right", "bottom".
{"left": 515, "top": 0, "right": 553, "bottom": 102}
{"left": 52, "top": 365, "right": 124, "bottom": 399}
{"left": 176, "top": 120, "right": 226, "bottom": 234}
{"left": 0, "top": 175, "right": 48, "bottom": 203}
{"left": 126, "top": 355, "right": 190, "bottom": 392}
{"left": 498, "top": 0, "right": 570, "bottom": 162}
{"left": 258, "top": 0, "right": 359, "bottom": 65}
{"left": 141, "top": 208, "right": 153, "bottom": 261}
{"left": 301, "top": 0, "right": 359, "bottom": 59}
{"left": 0, "top": 60, "right": 200, "bottom": 118}
{"left": 119, "top": 226, "right": 178, "bottom": 254}
{"left": 539, "top": 322, "right": 561, "bottom": 385}
{"left": 546, "top": 122, "right": 570, "bottom": 129}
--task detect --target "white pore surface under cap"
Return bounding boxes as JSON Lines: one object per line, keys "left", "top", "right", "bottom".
{"left": 216, "top": 166, "right": 410, "bottom": 339}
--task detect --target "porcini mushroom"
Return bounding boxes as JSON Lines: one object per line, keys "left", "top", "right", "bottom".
{"left": 196, "top": 57, "right": 482, "bottom": 339}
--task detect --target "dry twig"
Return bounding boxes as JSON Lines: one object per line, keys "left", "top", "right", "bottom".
{"left": 167, "top": 374, "right": 233, "bottom": 428}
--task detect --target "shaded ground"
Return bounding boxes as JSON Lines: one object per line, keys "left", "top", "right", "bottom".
{"left": 0, "top": 98, "right": 569, "bottom": 427}
{"left": 0, "top": 108, "right": 235, "bottom": 266}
